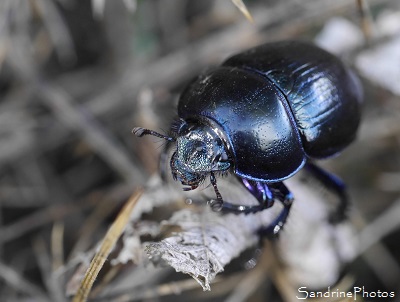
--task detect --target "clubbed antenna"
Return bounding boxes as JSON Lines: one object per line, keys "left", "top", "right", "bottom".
{"left": 132, "top": 127, "right": 175, "bottom": 142}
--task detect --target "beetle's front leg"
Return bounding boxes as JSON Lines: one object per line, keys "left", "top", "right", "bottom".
{"left": 209, "top": 173, "right": 256, "bottom": 213}
{"left": 209, "top": 172, "right": 225, "bottom": 211}
{"left": 208, "top": 176, "right": 293, "bottom": 236}
{"left": 209, "top": 176, "right": 275, "bottom": 214}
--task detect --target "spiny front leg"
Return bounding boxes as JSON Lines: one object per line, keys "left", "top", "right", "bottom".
{"left": 209, "top": 172, "right": 225, "bottom": 212}
{"left": 233, "top": 179, "right": 294, "bottom": 236}
{"left": 209, "top": 176, "right": 275, "bottom": 214}
{"left": 207, "top": 176, "right": 294, "bottom": 236}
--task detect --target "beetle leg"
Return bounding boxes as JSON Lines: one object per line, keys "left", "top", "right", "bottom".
{"left": 209, "top": 172, "right": 225, "bottom": 211}
{"left": 305, "top": 162, "right": 348, "bottom": 223}
{"left": 209, "top": 177, "right": 275, "bottom": 214}
{"left": 240, "top": 178, "right": 275, "bottom": 209}
{"left": 209, "top": 177, "right": 293, "bottom": 236}
{"left": 258, "top": 182, "right": 294, "bottom": 237}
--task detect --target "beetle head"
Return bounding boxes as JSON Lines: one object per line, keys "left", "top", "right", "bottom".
{"left": 170, "top": 124, "right": 230, "bottom": 189}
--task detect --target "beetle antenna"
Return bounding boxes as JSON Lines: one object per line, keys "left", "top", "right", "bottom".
{"left": 209, "top": 172, "right": 224, "bottom": 211}
{"left": 132, "top": 127, "right": 175, "bottom": 142}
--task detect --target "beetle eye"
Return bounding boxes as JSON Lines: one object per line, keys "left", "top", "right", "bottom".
{"left": 220, "top": 152, "right": 228, "bottom": 161}
{"left": 193, "top": 140, "right": 206, "bottom": 152}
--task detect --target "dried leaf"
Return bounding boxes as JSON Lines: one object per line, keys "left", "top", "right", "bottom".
{"left": 146, "top": 207, "right": 259, "bottom": 290}
{"left": 144, "top": 173, "right": 358, "bottom": 291}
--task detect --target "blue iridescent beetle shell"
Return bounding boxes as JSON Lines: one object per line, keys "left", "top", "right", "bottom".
{"left": 177, "top": 41, "right": 362, "bottom": 182}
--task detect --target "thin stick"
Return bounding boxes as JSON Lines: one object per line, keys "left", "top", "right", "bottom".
{"left": 51, "top": 221, "right": 65, "bottom": 272}
{"left": 72, "top": 188, "right": 143, "bottom": 302}
{"left": 356, "top": 0, "right": 373, "bottom": 43}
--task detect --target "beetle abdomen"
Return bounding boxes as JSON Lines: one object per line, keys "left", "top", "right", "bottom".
{"left": 223, "top": 41, "right": 362, "bottom": 158}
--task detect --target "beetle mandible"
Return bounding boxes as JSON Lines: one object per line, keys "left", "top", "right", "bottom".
{"left": 133, "top": 41, "right": 362, "bottom": 235}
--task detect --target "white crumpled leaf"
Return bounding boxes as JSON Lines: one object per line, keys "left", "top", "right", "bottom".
{"left": 142, "top": 171, "right": 357, "bottom": 291}
{"left": 146, "top": 207, "right": 260, "bottom": 290}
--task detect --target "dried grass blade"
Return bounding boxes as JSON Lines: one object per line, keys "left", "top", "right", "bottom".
{"left": 72, "top": 188, "right": 143, "bottom": 302}
{"left": 231, "top": 0, "right": 254, "bottom": 23}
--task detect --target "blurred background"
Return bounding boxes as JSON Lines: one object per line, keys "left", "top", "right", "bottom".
{"left": 0, "top": 0, "right": 399, "bottom": 301}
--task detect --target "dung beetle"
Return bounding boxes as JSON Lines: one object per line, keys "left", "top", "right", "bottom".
{"left": 133, "top": 40, "right": 362, "bottom": 235}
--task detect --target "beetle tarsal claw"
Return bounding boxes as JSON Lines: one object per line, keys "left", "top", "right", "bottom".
{"left": 209, "top": 199, "right": 223, "bottom": 212}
